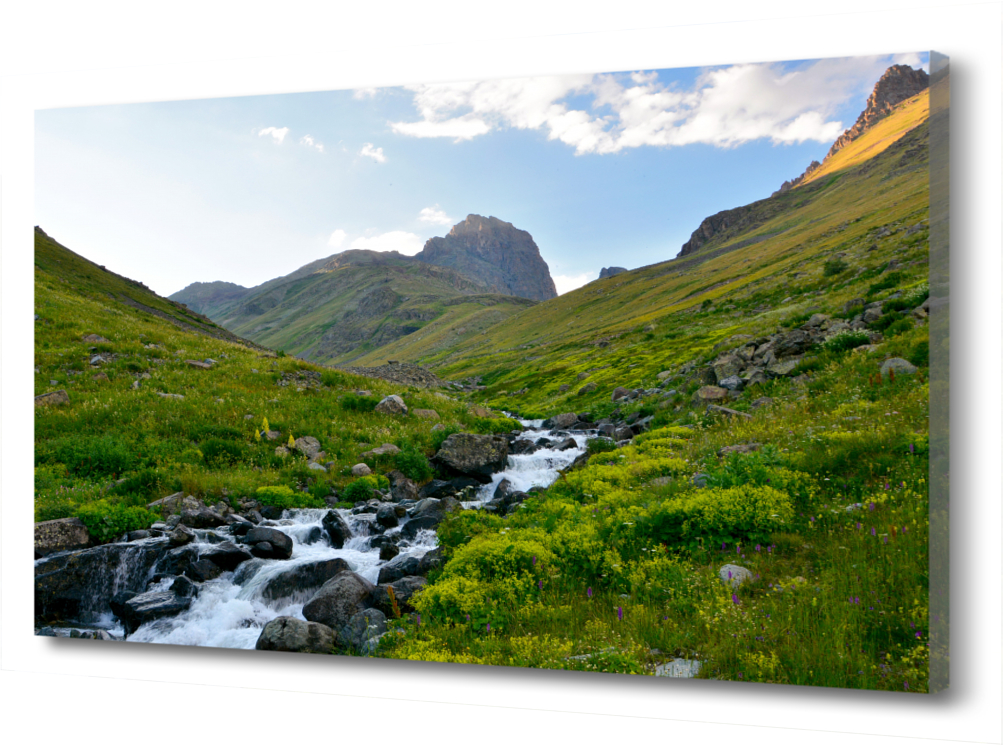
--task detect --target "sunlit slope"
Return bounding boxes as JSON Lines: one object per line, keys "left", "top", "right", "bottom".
{"left": 428, "top": 117, "right": 930, "bottom": 415}
{"left": 34, "top": 227, "right": 262, "bottom": 350}
{"left": 803, "top": 90, "right": 929, "bottom": 185}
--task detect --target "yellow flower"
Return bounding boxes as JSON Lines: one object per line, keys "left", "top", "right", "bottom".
{"left": 288, "top": 434, "right": 295, "bottom": 448}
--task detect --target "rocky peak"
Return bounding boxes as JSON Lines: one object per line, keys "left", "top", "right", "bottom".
{"left": 824, "top": 64, "right": 929, "bottom": 160}
{"left": 772, "top": 65, "right": 929, "bottom": 198}
{"left": 416, "top": 215, "right": 558, "bottom": 301}
{"left": 599, "top": 267, "right": 628, "bottom": 279}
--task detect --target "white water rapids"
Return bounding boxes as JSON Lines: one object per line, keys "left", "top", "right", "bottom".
{"left": 41, "top": 419, "right": 593, "bottom": 649}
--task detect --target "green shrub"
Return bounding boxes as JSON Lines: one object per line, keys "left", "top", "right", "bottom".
{"left": 643, "top": 484, "right": 795, "bottom": 549}
{"left": 431, "top": 423, "right": 462, "bottom": 451}
{"left": 870, "top": 310, "right": 906, "bottom": 332}
{"left": 822, "top": 330, "right": 871, "bottom": 353}
{"left": 109, "top": 468, "right": 171, "bottom": 500}
{"left": 321, "top": 370, "right": 349, "bottom": 387}
{"left": 470, "top": 417, "right": 521, "bottom": 435}
{"left": 201, "top": 438, "right": 243, "bottom": 468}
{"left": 49, "top": 435, "right": 133, "bottom": 479}
{"left": 908, "top": 340, "right": 929, "bottom": 368}
{"left": 823, "top": 258, "right": 849, "bottom": 277}
{"left": 885, "top": 317, "right": 915, "bottom": 337}
{"left": 867, "top": 271, "right": 903, "bottom": 297}
{"left": 75, "top": 501, "right": 158, "bottom": 544}
{"left": 343, "top": 475, "right": 389, "bottom": 503}
{"left": 393, "top": 446, "right": 433, "bottom": 482}
{"left": 255, "top": 485, "right": 326, "bottom": 510}
{"left": 341, "top": 393, "right": 381, "bottom": 411}
{"left": 587, "top": 437, "right": 617, "bottom": 456}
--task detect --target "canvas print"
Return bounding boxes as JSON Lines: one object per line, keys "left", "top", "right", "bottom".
{"left": 33, "top": 51, "right": 947, "bottom": 692}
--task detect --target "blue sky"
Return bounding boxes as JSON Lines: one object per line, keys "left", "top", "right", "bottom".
{"left": 35, "top": 52, "right": 928, "bottom": 297}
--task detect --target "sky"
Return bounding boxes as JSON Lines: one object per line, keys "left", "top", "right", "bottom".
{"left": 35, "top": 52, "right": 928, "bottom": 298}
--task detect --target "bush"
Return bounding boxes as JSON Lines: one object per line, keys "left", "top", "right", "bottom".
{"left": 908, "top": 340, "right": 929, "bottom": 368}
{"left": 341, "top": 393, "right": 381, "bottom": 411}
{"left": 201, "top": 438, "right": 243, "bottom": 468}
{"left": 393, "top": 446, "right": 433, "bottom": 482}
{"left": 470, "top": 417, "right": 521, "bottom": 435}
{"left": 867, "top": 271, "right": 903, "bottom": 297}
{"left": 870, "top": 311, "right": 906, "bottom": 332}
{"left": 109, "top": 468, "right": 172, "bottom": 500}
{"left": 643, "top": 484, "right": 795, "bottom": 549}
{"left": 255, "top": 485, "right": 325, "bottom": 510}
{"left": 320, "top": 370, "right": 349, "bottom": 387}
{"left": 823, "top": 258, "right": 849, "bottom": 277}
{"left": 822, "top": 330, "right": 871, "bottom": 353}
{"left": 342, "top": 475, "right": 389, "bottom": 503}
{"left": 885, "top": 317, "right": 915, "bottom": 337}
{"left": 49, "top": 435, "right": 133, "bottom": 479}
{"left": 587, "top": 437, "right": 617, "bottom": 456}
{"left": 76, "top": 501, "right": 158, "bottom": 544}
{"left": 431, "top": 423, "right": 462, "bottom": 451}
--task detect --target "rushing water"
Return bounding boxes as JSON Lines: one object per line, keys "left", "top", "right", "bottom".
{"left": 39, "top": 418, "right": 593, "bottom": 649}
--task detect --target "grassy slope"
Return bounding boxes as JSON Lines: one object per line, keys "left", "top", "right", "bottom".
{"left": 425, "top": 95, "right": 930, "bottom": 419}
{"left": 372, "top": 99, "right": 932, "bottom": 691}
{"left": 34, "top": 233, "right": 517, "bottom": 535}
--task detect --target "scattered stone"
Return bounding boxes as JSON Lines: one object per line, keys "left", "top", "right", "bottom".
{"left": 767, "top": 360, "right": 799, "bottom": 377}
{"left": 201, "top": 541, "right": 254, "bottom": 571}
{"left": 255, "top": 616, "right": 336, "bottom": 654}
{"left": 412, "top": 409, "right": 440, "bottom": 420}
{"left": 706, "top": 404, "right": 752, "bottom": 419}
{"left": 578, "top": 382, "right": 598, "bottom": 395}
{"left": 611, "top": 386, "right": 630, "bottom": 401}
{"left": 718, "top": 564, "right": 754, "bottom": 589}
{"left": 308, "top": 462, "right": 327, "bottom": 472}
{"left": 168, "top": 525, "right": 196, "bottom": 546}
{"left": 694, "top": 385, "right": 728, "bottom": 402}
{"left": 360, "top": 443, "right": 400, "bottom": 459}
{"left": 351, "top": 463, "right": 372, "bottom": 477}
{"left": 880, "top": 358, "right": 918, "bottom": 376}
{"left": 321, "top": 510, "right": 353, "bottom": 548}
{"left": 245, "top": 527, "right": 293, "bottom": 559}
{"left": 185, "top": 360, "right": 212, "bottom": 370}
{"left": 375, "top": 395, "right": 408, "bottom": 415}
{"left": 717, "top": 443, "right": 762, "bottom": 458}
{"left": 293, "top": 436, "right": 322, "bottom": 459}
{"left": 655, "top": 659, "right": 703, "bottom": 678}
{"left": 718, "top": 375, "right": 744, "bottom": 391}
{"left": 542, "top": 412, "right": 578, "bottom": 429}
{"left": 81, "top": 334, "right": 109, "bottom": 343}
{"left": 750, "top": 397, "right": 774, "bottom": 411}
{"left": 340, "top": 608, "right": 387, "bottom": 654}
{"left": 35, "top": 390, "right": 70, "bottom": 407}
{"left": 260, "top": 558, "right": 352, "bottom": 602}
{"left": 156, "top": 393, "right": 184, "bottom": 400}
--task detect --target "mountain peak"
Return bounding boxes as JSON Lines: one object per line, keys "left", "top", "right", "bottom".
{"left": 416, "top": 215, "right": 558, "bottom": 301}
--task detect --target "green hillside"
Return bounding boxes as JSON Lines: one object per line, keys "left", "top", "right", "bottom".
{"left": 172, "top": 250, "right": 534, "bottom": 367}
{"left": 426, "top": 96, "right": 931, "bottom": 418}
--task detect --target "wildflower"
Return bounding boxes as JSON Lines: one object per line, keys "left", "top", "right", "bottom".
{"left": 857, "top": 522, "right": 862, "bottom": 530}
{"left": 617, "top": 607, "right": 623, "bottom": 621}
{"left": 904, "top": 681, "right": 909, "bottom": 691}
{"left": 915, "top": 631, "right": 922, "bottom": 639}
{"left": 869, "top": 502, "right": 875, "bottom": 511}
{"left": 809, "top": 516, "right": 815, "bottom": 523}
{"left": 871, "top": 527, "right": 877, "bottom": 536}
{"left": 728, "top": 570, "right": 732, "bottom": 580}
{"left": 909, "top": 443, "right": 915, "bottom": 454}
{"left": 587, "top": 587, "right": 592, "bottom": 599}
{"left": 755, "top": 544, "right": 760, "bottom": 552}
{"left": 721, "top": 542, "right": 726, "bottom": 551}
{"left": 736, "top": 544, "right": 741, "bottom": 554}
{"left": 732, "top": 594, "right": 740, "bottom": 605}
{"left": 466, "top": 614, "right": 470, "bottom": 622}
{"left": 883, "top": 536, "right": 889, "bottom": 545}
{"left": 416, "top": 613, "right": 421, "bottom": 627}
{"left": 538, "top": 579, "right": 543, "bottom": 590}
{"left": 532, "top": 556, "right": 537, "bottom": 567}
{"left": 486, "top": 623, "right": 491, "bottom": 632}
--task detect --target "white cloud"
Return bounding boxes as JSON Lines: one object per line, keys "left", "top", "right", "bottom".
{"left": 353, "top": 87, "right": 379, "bottom": 99}
{"left": 418, "top": 206, "right": 453, "bottom": 225}
{"left": 893, "top": 52, "right": 929, "bottom": 73}
{"left": 256, "top": 126, "right": 289, "bottom": 144}
{"left": 553, "top": 272, "right": 596, "bottom": 295}
{"left": 360, "top": 143, "right": 386, "bottom": 163}
{"left": 349, "top": 231, "right": 424, "bottom": 256}
{"left": 390, "top": 56, "right": 900, "bottom": 154}
{"left": 327, "top": 229, "right": 346, "bottom": 248}
{"left": 300, "top": 134, "right": 324, "bottom": 153}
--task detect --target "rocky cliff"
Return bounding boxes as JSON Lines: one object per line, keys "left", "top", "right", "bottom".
{"left": 415, "top": 215, "right": 558, "bottom": 302}
{"left": 599, "top": 267, "right": 628, "bottom": 279}
{"left": 683, "top": 64, "right": 930, "bottom": 256}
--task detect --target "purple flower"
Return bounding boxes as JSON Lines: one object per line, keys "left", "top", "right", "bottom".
{"left": 871, "top": 527, "right": 877, "bottom": 536}
{"left": 883, "top": 536, "right": 889, "bottom": 545}
{"left": 909, "top": 443, "right": 915, "bottom": 453}
{"left": 904, "top": 681, "right": 909, "bottom": 691}
{"left": 466, "top": 614, "right": 470, "bottom": 622}
{"left": 538, "top": 579, "right": 543, "bottom": 590}
{"left": 532, "top": 555, "right": 537, "bottom": 567}
{"left": 486, "top": 622, "right": 491, "bottom": 632}
{"left": 416, "top": 613, "right": 421, "bottom": 627}
{"left": 884, "top": 483, "right": 890, "bottom": 490}
{"left": 736, "top": 544, "right": 740, "bottom": 554}
{"left": 755, "top": 544, "right": 761, "bottom": 552}
{"left": 587, "top": 587, "right": 592, "bottom": 599}
{"left": 617, "top": 606, "right": 623, "bottom": 621}
{"left": 857, "top": 522, "right": 862, "bottom": 530}
{"left": 902, "top": 526, "right": 908, "bottom": 534}
{"left": 869, "top": 502, "right": 876, "bottom": 511}
{"left": 732, "top": 594, "right": 740, "bottom": 605}
{"left": 728, "top": 570, "right": 733, "bottom": 580}
{"left": 721, "top": 542, "right": 726, "bottom": 551}
{"left": 739, "top": 672, "right": 744, "bottom": 679}
{"left": 915, "top": 631, "right": 922, "bottom": 639}
{"left": 809, "top": 516, "right": 815, "bottom": 523}
{"left": 855, "top": 596, "right": 860, "bottom": 604}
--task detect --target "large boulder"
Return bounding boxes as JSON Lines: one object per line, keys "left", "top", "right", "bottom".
{"left": 116, "top": 589, "right": 193, "bottom": 636}
{"left": 302, "top": 571, "right": 375, "bottom": 631}
{"left": 35, "top": 540, "right": 170, "bottom": 623}
{"left": 400, "top": 516, "right": 440, "bottom": 541}
{"left": 433, "top": 433, "right": 508, "bottom": 483}
{"left": 880, "top": 358, "right": 918, "bottom": 376}
{"left": 260, "top": 558, "right": 352, "bottom": 603}
{"left": 179, "top": 508, "right": 227, "bottom": 529}
{"left": 374, "top": 395, "right": 408, "bottom": 416}
{"left": 200, "top": 541, "right": 254, "bottom": 572}
{"left": 774, "top": 330, "right": 814, "bottom": 358}
{"left": 611, "top": 386, "right": 630, "bottom": 402}
{"left": 377, "top": 554, "right": 424, "bottom": 584}
{"left": 321, "top": 511, "right": 352, "bottom": 548}
{"left": 371, "top": 576, "right": 427, "bottom": 616}
{"left": 34, "top": 518, "right": 90, "bottom": 558}
{"left": 418, "top": 480, "right": 456, "bottom": 499}
{"left": 293, "top": 436, "right": 322, "bottom": 460}
{"left": 387, "top": 471, "right": 419, "bottom": 503}
{"left": 255, "top": 616, "right": 336, "bottom": 654}
{"left": 694, "top": 385, "right": 728, "bottom": 402}
{"left": 542, "top": 412, "right": 578, "bottom": 429}
{"left": 35, "top": 390, "right": 70, "bottom": 407}
{"left": 713, "top": 355, "right": 744, "bottom": 382}
{"left": 340, "top": 608, "right": 387, "bottom": 654}
{"left": 244, "top": 527, "right": 293, "bottom": 559}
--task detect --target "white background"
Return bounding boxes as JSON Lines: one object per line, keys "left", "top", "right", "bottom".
{"left": 2, "top": 1, "right": 1001, "bottom": 744}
